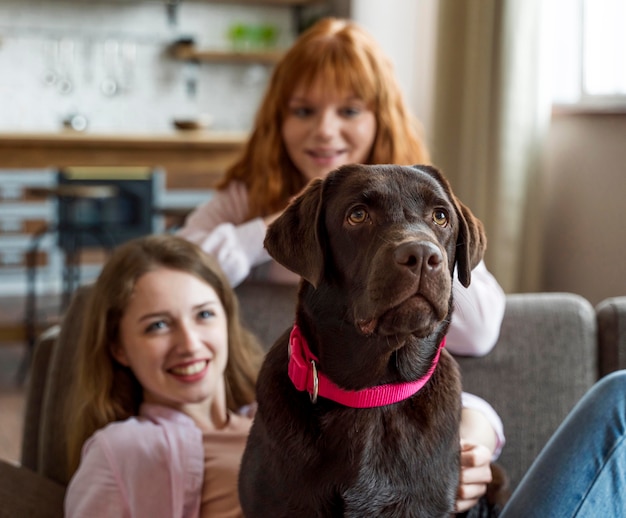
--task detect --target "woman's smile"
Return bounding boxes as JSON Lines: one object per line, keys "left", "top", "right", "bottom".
{"left": 168, "top": 359, "right": 210, "bottom": 381}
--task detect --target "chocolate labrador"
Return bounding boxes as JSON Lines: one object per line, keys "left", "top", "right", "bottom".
{"left": 239, "top": 164, "right": 487, "bottom": 517}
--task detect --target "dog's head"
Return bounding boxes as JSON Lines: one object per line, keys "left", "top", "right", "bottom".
{"left": 264, "top": 164, "right": 486, "bottom": 338}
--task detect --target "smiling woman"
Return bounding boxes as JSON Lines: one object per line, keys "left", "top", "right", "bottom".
{"left": 63, "top": 234, "right": 264, "bottom": 517}
{"left": 111, "top": 268, "right": 230, "bottom": 427}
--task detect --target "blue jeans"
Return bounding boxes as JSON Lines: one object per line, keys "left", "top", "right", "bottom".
{"left": 501, "top": 370, "right": 626, "bottom": 517}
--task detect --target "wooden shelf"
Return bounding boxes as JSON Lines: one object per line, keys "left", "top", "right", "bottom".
{"left": 195, "top": 0, "right": 321, "bottom": 4}
{"left": 169, "top": 41, "right": 284, "bottom": 65}
{"left": 167, "top": 0, "right": 329, "bottom": 64}
{"left": 0, "top": 131, "right": 247, "bottom": 186}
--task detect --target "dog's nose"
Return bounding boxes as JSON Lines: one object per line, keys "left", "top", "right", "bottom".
{"left": 394, "top": 241, "right": 443, "bottom": 273}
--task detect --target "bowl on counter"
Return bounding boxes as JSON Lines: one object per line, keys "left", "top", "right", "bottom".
{"left": 172, "top": 114, "right": 213, "bottom": 131}
{"left": 62, "top": 113, "right": 89, "bottom": 132}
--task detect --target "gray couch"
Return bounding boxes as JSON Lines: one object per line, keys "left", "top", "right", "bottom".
{"left": 596, "top": 296, "right": 626, "bottom": 377}
{"left": 1, "top": 284, "right": 623, "bottom": 517}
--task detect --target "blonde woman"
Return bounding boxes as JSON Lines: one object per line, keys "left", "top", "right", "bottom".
{"left": 64, "top": 235, "right": 263, "bottom": 517}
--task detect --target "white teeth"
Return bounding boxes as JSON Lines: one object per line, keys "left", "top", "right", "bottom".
{"left": 170, "top": 361, "right": 207, "bottom": 376}
{"left": 312, "top": 150, "right": 338, "bottom": 158}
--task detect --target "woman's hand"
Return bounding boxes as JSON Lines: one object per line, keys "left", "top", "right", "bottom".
{"left": 456, "top": 440, "right": 493, "bottom": 513}
{"left": 456, "top": 407, "right": 498, "bottom": 513}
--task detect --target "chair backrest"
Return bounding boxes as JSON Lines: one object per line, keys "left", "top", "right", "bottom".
{"left": 57, "top": 168, "right": 157, "bottom": 251}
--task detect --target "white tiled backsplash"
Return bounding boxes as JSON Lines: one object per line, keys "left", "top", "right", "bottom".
{"left": 0, "top": 1, "right": 299, "bottom": 296}
{"left": 0, "top": 0, "right": 295, "bottom": 133}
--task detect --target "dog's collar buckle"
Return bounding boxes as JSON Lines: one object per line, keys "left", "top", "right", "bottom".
{"left": 287, "top": 327, "right": 317, "bottom": 395}
{"left": 310, "top": 360, "right": 319, "bottom": 404}
{"left": 288, "top": 324, "right": 446, "bottom": 408}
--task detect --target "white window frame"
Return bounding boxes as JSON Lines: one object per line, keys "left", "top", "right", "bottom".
{"left": 550, "top": 0, "right": 626, "bottom": 111}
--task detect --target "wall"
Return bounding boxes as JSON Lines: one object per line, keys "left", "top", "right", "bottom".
{"left": 0, "top": 0, "right": 294, "bottom": 133}
{"left": 542, "top": 113, "right": 626, "bottom": 305}
{"left": 352, "top": 2, "right": 626, "bottom": 305}
{"left": 350, "top": 0, "right": 439, "bottom": 145}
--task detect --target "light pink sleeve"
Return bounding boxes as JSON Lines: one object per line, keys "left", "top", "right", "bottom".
{"left": 67, "top": 418, "right": 201, "bottom": 518}
{"left": 462, "top": 391, "right": 505, "bottom": 460}
{"left": 65, "top": 435, "right": 130, "bottom": 518}
{"left": 447, "top": 260, "right": 506, "bottom": 357}
{"left": 176, "top": 181, "right": 271, "bottom": 286}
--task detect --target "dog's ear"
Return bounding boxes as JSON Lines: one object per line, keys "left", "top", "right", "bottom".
{"left": 413, "top": 165, "right": 487, "bottom": 288}
{"left": 453, "top": 197, "right": 487, "bottom": 287}
{"left": 264, "top": 179, "right": 325, "bottom": 288}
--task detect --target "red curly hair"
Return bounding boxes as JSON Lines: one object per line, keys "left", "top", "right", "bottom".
{"left": 218, "top": 17, "right": 430, "bottom": 218}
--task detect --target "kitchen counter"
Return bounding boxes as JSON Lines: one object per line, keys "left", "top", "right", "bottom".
{"left": 0, "top": 130, "right": 248, "bottom": 186}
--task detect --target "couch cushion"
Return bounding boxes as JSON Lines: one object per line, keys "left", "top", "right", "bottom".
{"left": 455, "top": 292, "right": 597, "bottom": 490}
{"left": 235, "top": 281, "right": 298, "bottom": 351}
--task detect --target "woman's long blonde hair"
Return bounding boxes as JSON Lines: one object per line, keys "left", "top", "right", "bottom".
{"left": 219, "top": 16, "right": 430, "bottom": 218}
{"left": 66, "top": 234, "right": 264, "bottom": 475}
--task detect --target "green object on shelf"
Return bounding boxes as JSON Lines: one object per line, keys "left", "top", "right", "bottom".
{"left": 227, "top": 23, "right": 279, "bottom": 50}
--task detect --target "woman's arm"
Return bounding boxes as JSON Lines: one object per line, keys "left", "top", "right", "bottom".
{"left": 65, "top": 436, "right": 129, "bottom": 518}
{"left": 177, "top": 181, "right": 272, "bottom": 286}
{"left": 66, "top": 420, "right": 190, "bottom": 518}
{"left": 447, "top": 261, "right": 506, "bottom": 357}
{"left": 461, "top": 392, "right": 504, "bottom": 461}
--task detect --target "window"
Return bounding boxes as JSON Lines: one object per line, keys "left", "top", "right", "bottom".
{"left": 550, "top": 0, "right": 626, "bottom": 108}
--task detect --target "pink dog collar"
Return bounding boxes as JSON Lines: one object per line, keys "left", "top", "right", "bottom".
{"left": 287, "top": 324, "right": 446, "bottom": 408}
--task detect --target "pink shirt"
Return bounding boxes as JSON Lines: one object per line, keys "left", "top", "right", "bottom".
{"left": 65, "top": 404, "right": 204, "bottom": 518}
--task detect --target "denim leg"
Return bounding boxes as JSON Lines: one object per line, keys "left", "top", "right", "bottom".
{"left": 501, "top": 370, "right": 626, "bottom": 518}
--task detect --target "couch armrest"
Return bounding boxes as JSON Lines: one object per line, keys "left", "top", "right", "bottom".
{"left": 455, "top": 292, "right": 597, "bottom": 490}
{"left": 0, "top": 461, "right": 65, "bottom": 518}
{"left": 596, "top": 296, "right": 626, "bottom": 376}
{"left": 40, "top": 286, "right": 92, "bottom": 486}
{"left": 21, "top": 326, "right": 58, "bottom": 472}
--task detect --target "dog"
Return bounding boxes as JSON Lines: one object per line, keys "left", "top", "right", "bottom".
{"left": 239, "top": 164, "right": 487, "bottom": 517}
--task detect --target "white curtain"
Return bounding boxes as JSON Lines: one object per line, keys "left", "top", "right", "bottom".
{"left": 431, "top": 0, "right": 553, "bottom": 293}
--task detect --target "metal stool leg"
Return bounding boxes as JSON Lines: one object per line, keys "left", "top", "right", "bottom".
{"left": 18, "top": 227, "right": 50, "bottom": 384}
{"left": 61, "top": 227, "right": 80, "bottom": 308}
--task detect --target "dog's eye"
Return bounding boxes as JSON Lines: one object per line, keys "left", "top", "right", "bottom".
{"left": 432, "top": 209, "right": 449, "bottom": 227}
{"left": 347, "top": 207, "right": 368, "bottom": 225}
